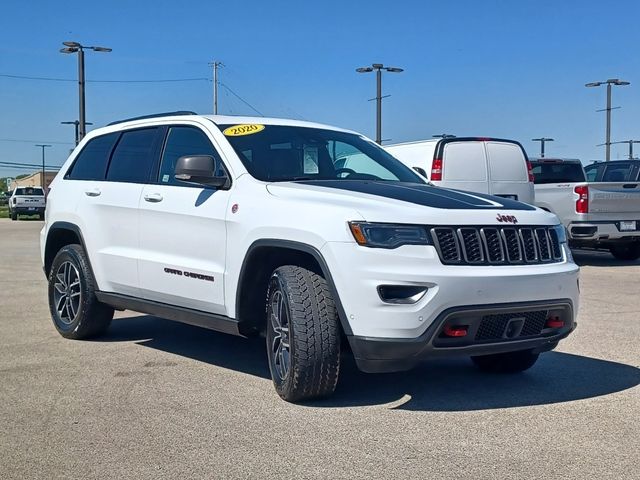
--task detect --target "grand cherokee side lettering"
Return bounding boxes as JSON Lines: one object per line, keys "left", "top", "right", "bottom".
{"left": 163, "top": 267, "right": 214, "bottom": 282}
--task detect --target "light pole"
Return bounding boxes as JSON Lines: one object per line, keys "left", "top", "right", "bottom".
{"left": 532, "top": 137, "right": 554, "bottom": 158}
{"left": 356, "top": 63, "right": 404, "bottom": 144}
{"left": 585, "top": 78, "right": 630, "bottom": 161}
{"left": 610, "top": 140, "right": 640, "bottom": 160}
{"left": 433, "top": 134, "right": 456, "bottom": 139}
{"left": 61, "top": 120, "right": 93, "bottom": 145}
{"left": 60, "top": 41, "right": 112, "bottom": 142}
{"left": 35, "top": 144, "right": 52, "bottom": 189}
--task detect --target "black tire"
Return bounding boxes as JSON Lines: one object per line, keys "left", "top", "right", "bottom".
{"left": 610, "top": 243, "right": 640, "bottom": 261}
{"left": 471, "top": 349, "right": 539, "bottom": 373}
{"left": 47, "top": 244, "right": 114, "bottom": 339}
{"left": 38, "top": 212, "right": 45, "bottom": 220}
{"left": 265, "top": 265, "right": 340, "bottom": 402}
{"left": 10, "top": 210, "right": 17, "bottom": 221}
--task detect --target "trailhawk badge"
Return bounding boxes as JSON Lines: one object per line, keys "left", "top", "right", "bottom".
{"left": 496, "top": 214, "right": 518, "bottom": 224}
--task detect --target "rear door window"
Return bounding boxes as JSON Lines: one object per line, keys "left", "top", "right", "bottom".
{"left": 486, "top": 142, "right": 527, "bottom": 181}
{"left": 602, "top": 162, "right": 634, "bottom": 182}
{"left": 67, "top": 133, "right": 119, "bottom": 181}
{"left": 106, "top": 128, "right": 160, "bottom": 183}
{"left": 442, "top": 142, "right": 487, "bottom": 181}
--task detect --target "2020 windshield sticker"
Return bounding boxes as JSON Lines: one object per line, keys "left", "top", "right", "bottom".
{"left": 222, "top": 124, "right": 265, "bottom": 136}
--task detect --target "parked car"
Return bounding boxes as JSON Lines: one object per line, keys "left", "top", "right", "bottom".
{"left": 9, "top": 186, "right": 46, "bottom": 220}
{"left": 530, "top": 158, "right": 640, "bottom": 260}
{"left": 584, "top": 160, "right": 640, "bottom": 182}
{"left": 385, "top": 137, "right": 535, "bottom": 204}
{"left": 41, "top": 112, "right": 579, "bottom": 401}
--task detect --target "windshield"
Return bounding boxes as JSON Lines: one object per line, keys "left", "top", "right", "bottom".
{"left": 530, "top": 162, "right": 585, "bottom": 184}
{"left": 15, "top": 187, "right": 44, "bottom": 196}
{"left": 218, "top": 124, "right": 424, "bottom": 183}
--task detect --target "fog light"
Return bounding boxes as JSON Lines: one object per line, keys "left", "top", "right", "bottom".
{"left": 377, "top": 285, "right": 428, "bottom": 304}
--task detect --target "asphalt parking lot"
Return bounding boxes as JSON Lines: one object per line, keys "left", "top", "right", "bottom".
{"left": 0, "top": 219, "right": 638, "bottom": 479}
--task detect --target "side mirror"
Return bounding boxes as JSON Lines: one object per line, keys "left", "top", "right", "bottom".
{"left": 174, "top": 155, "right": 230, "bottom": 189}
{"left": 413, "top": 166, "right": 428, "bottom": 178}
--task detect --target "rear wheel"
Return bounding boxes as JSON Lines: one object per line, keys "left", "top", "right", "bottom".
{"left": 48, "top": 244, "right": 114, "bottom": 339}
{"left": 265, "top": 265, "right": 340, "bottom": 402}
{"left": 10, "top": 211, "right": 17, "bottom": 221}
{"left": 38, "top": 212, "right": 45, "bottom": 220}
{"left": 610, "top": 243, "right": 640, "bottom": 261}
{"left": 471, "top": 349, "right": 539, "bottom": 373}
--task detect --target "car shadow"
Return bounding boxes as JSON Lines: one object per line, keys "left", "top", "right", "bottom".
{"left": 103, "top": 315, "right": 640, "bottom": 411}
{"left": 572, "top": 249, "right": 640, "bottom": 267}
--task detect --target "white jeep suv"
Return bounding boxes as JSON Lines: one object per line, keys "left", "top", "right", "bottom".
{"left": 41, "top": 112, "right": 579, "bottom": 401}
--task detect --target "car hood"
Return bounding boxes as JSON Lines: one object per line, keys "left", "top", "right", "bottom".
{"left": 266, "top": 180, "right": 557, "bottom": 225}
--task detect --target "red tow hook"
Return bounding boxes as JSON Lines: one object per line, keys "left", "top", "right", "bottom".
{"left": 545, "top": 316, "right": 564, "bottom": 329}
{"left": 443, "top": 325, "right": 469, "bottom": 337}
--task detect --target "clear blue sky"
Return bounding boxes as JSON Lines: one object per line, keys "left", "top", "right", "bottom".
{"left": 1, "top": 0, "right": 640, "bottom": 177}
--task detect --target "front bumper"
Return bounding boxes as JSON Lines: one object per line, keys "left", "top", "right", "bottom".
{"left": 348, "top": 299, "right": 576, "bottom": 373}
{"left": 322, "top": 242, "right": 580, "bottom": 339}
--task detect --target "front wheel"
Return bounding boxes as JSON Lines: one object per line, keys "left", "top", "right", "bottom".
{"left": 610, "top": 243, "right": 640, "bottom": 261}
{"left": 48, "top": 244, "right": 114, "bottom": 339}
{"left": 471, "top": 349, "right": 539, "bottom": 373}
{"left": 265, "top": 265, "right": 341, "bottom": 402}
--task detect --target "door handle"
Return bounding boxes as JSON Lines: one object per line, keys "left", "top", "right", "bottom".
{"left": 84, "top": 188, "right": 101, "bottom": 197}
{"left": 144, "top": 193, "right": 163, "bottom": 203}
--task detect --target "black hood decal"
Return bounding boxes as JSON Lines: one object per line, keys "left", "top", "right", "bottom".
{"left": 293, "top": 180, "right": 536, "bottom": 210}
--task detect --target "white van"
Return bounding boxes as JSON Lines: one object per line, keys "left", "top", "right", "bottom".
{"left": 385, "top": 137, "right": 535, "bottom": 204}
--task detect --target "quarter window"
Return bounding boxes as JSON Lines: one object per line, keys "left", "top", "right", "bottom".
{"left": 106, "top": 128, "right": 159, "bottom": 183}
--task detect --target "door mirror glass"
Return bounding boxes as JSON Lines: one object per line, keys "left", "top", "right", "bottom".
{"left": 174, "top": 155, "right": 229, "bottom": 188}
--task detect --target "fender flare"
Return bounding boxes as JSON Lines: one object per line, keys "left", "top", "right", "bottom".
{"left": 236, "top": 239, "right": 353, "bottom": 336}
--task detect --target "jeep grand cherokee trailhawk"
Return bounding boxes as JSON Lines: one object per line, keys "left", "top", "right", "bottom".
{"left": 41, "top": 112, "right": 579, "bottom": 401}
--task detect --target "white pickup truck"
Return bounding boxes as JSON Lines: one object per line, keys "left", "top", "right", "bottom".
{"left": 9, "top": 186, "right": 46, "bottom": 220}
{"left": 531, "top": 158, "right": 640, "bottom": 260}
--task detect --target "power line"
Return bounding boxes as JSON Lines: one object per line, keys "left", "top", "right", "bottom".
{"left": 0, "top": 138, "right": 73, "bottom": 145}
{"left": 0, "top": 73, "right": 209, "bottom": 84}
{"left": 0, "top": 161, "right": 62, "bottom": 168}
{"left": 219, "top": 82, "right": 264, "bottom": 116}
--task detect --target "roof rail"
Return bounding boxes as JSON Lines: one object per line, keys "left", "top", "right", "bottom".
{"left": 107, "top": 111, "right": 198, "bottom": 126}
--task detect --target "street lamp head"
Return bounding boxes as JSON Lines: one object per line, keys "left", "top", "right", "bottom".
{"left": 356, "top": 67, "right": 373, "bottom": 73}
{"left": 585, "top": 82, "right": 602, "bottom": 87}
{"left": 60, "top": 47, "right": 78, "bottom": 54}
{"left": 63, "top": 41, "right": 81, "bottom": 48}
{"left": 614, "top": 80, "right": 630, "bottom": 86}
{"left": 385, "top": 67, "right": 404, "bottom": 73}
{"left": 91, "top": 46, "right": 112, "bottom": 52}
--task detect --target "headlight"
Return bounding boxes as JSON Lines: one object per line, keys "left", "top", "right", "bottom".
{"left": 550, "top": 224, "right": 567, "bottom": 244}
{"left": 348, "top": 222, "right": 432, "bottom": 249}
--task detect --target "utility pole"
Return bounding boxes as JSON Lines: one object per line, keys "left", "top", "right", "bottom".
{"left": 35, "top": 144, "right": 52, "bottom": 189}
{"left": 532, "top": 137, "right": 554, "bottom": 158}
{"left": 585, "top": 78, "right": 630, "bottom": 161}
{"left": 610, "top": 140, "right": 640, "bottom": 159}
{"left": 209, "top": 61, "right": 224, "bottom": 114}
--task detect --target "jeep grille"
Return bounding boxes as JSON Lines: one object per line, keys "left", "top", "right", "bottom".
{"left": 430, "top": 226, "right": 564, "bottom": 265}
